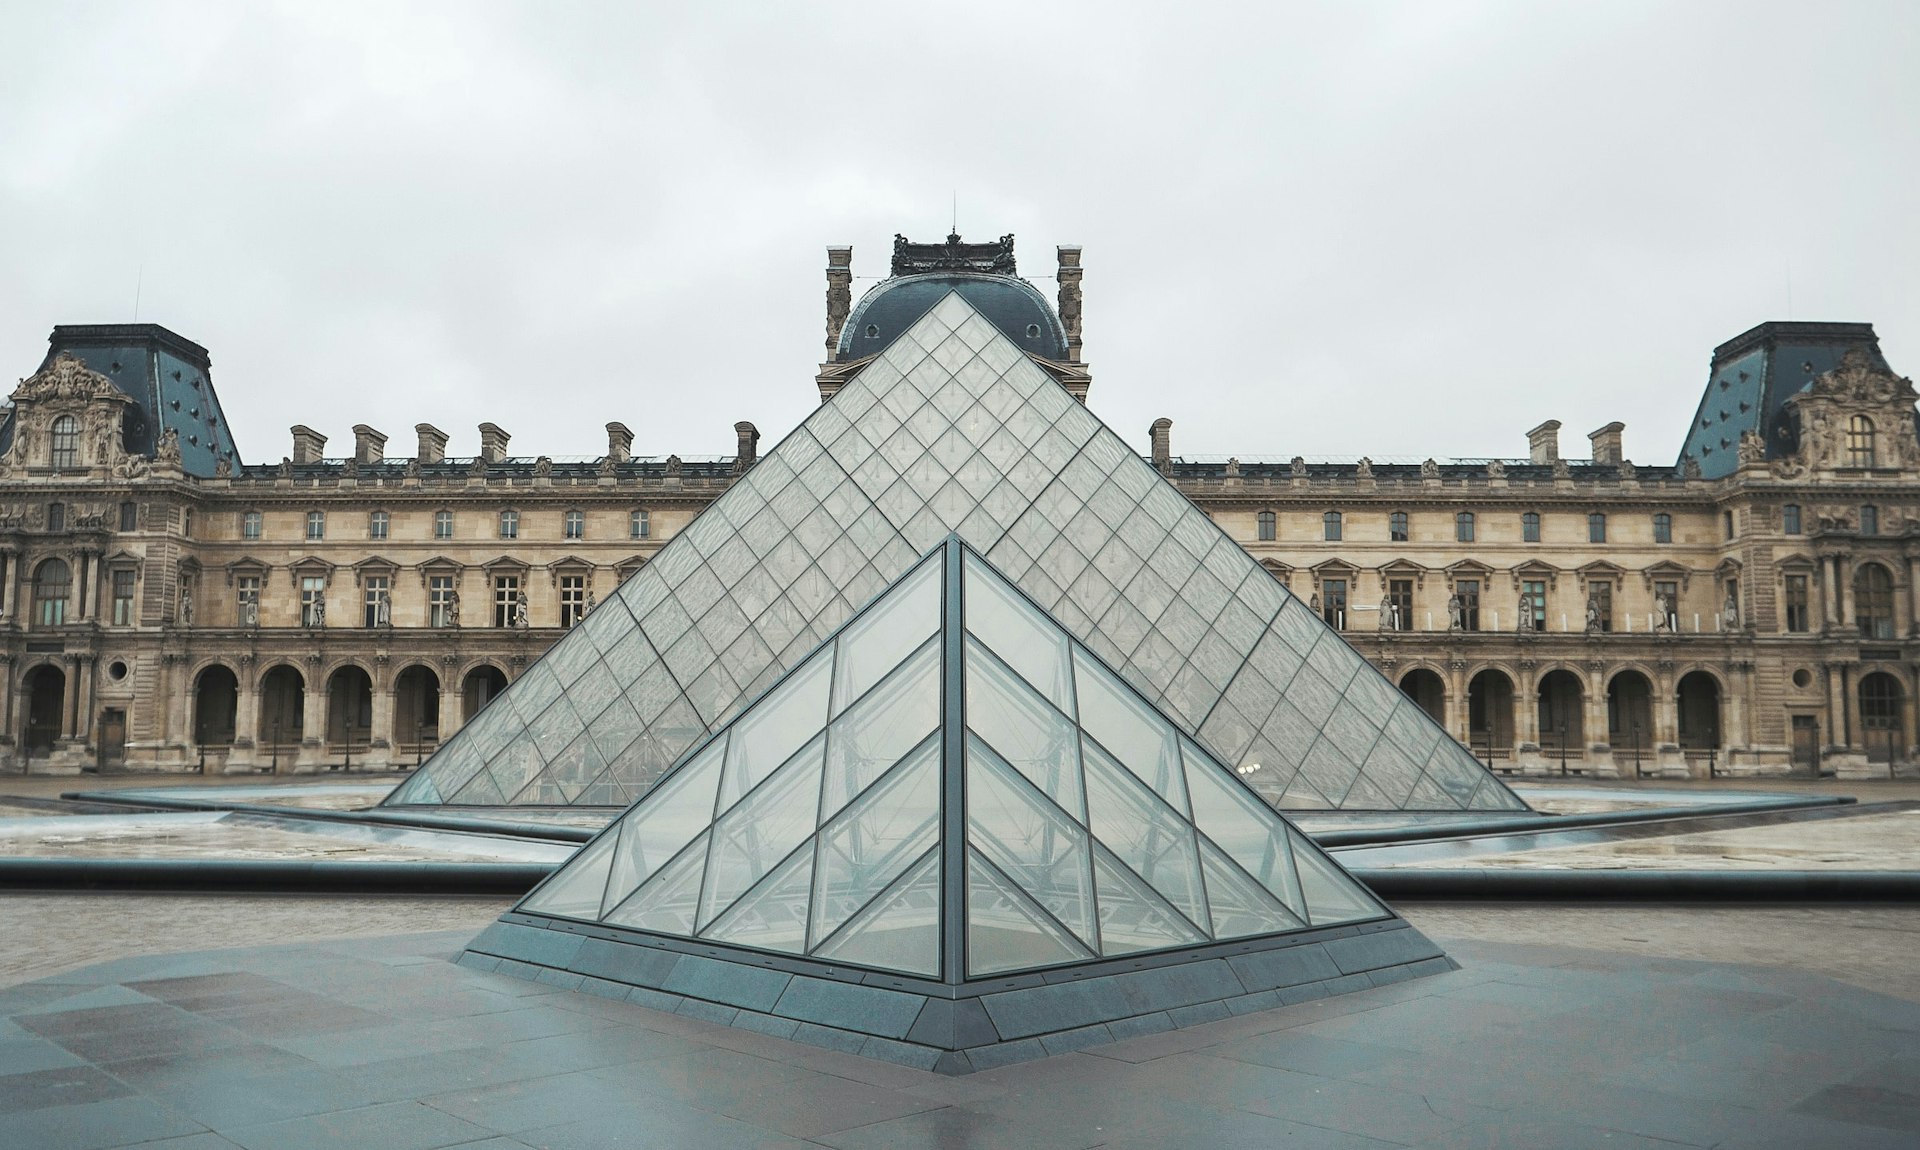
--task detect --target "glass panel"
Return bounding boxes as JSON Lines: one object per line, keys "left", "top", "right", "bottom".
{"left": 1198, "top": 838, "right": 1303, "bottom": 939}
{"left": 717, "top": 648, "right": 831, "bottom": 814}
{"left": 1090, "top": 843, "right": 1207, "bottom": 955}
{"left": 702, "top": 840, "right": 814, "bottom": 955}
{"left": 967, "top": 736, "right": 1098, "bottom": 950}
{"left": 519, "top": 831, "right": 615, "bottom": 920}
{"left": 812, "top": 849, "right": 940, "bottom": 977}
{"left": 604, "top": 831, "right": 708, "bottom": 935}
{"left": 967, "top": 849, "right": 1094, "bottom": 977}
{"left": 1289, "top": 827, "right": 1385, "bottom": 926}
{"left": 964, "top": 553, "right": 1072, "bottom": 713}
{"left": 821, "top": 640, "right": 941, "bottom": 816}
{"left": 830, "top": 554, "right": 941, "bottom": 717}
{"left": 965, "top": 640, "right": 1084, "bottom": 821}
{"left": 1074, "top": 649, "right": 1187, "bottom": 815}
{"left": 810, "top": 741, "right": 940, "bottom": 947}
{"left": 1081, "top": 736, "right": 1209, "bottom": 934}
{"left": 602, "top": 737, "right": 726, "bottom": 914}
{"left": 1181, "top": 739, "right": 1306, "bottom": 917}
{"left": 699, "top": 734, "right": 824, "bottom": 930}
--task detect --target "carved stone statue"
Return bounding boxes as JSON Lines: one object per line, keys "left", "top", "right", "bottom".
{"left": 1421, "top": 458, "right": 1439, "bottom": 479}
{"left": 1517, "top": 598, "right": 1534, "bottom": 632}
{"left": 309, "top": 596, "right": 326, "bottom": 629}
{"left": 1379, "top": 595, "right": 1397, "bottom": 632}
{"left": 214, "top": 457, "right": 232, "bottom": 478}
{"left": 598, "top": 455, "right": 616, "bottom": 478}
{"left": 1308, "top": 593, "right": 1321, "bottom": 614}
{"left": 1585, "top": 596, "right": 1602, "bottom": 634}
{"left": 178, "top": 582, "right": 194, "bottom": 627}
{"left": 1552, "top": 458, "right": 1570, "bottom": 479}
{"left": 1289, "top": 456, "right": 1306, "bottom": 478}
{"left": 1655, "top": 592, "right": 1674, "bottom": 631}
{"left": 1355, "top": 457, "right": 1373, "bottom": 479}
{"left": 1447, "top": 592, "right": 1464, "bottom": 631}
{"left": 665, "top": 455, "right": 683, "bottom": 479}
{"left": 1486, "top": 459, "right": 1506, "bottom": 479}
{"left": 243, "top": 598, "right": 259, "bottom": 628}
{"left": 1682, "top": 456, "right": 1702, "bottom": 480}
{"left": 156, "top": 428, "right": 181, "bottom": 466}
{"left": 1736, "top": 431, "right": 1765, "bottom": 465}
{"left": 278, "top": 457, "right": 293, "bottom": 479}
{"left": 468, "top": 455, "right": 488, "bottom": 477}
{"left": 1224, "top": 458, "right": 1240, "bottom": 478}
{"left": 533, "top": 456, "right": 553, "bottom": 478}
{"left": 1723, "top": 594, "right": 1739, "bottom": 630}
{"left": 1618, "top": 459, "right": 1636, "bottom": 480}
{"left": 375, "top": 587, "right": 392, "bottom": 627}
{"left": 584, "top": 591, "right": 597, "bottom": 614}
{"left": 515, "top": 589, "right": 530, "bottom": 628}
{"left": 445, "top": 588, "right": 461, "bottom": 628}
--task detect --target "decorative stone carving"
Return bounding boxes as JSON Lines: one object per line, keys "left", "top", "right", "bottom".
{"left": 1682, "top": 457, "right": 1702, "bottom": 480}
{"left": 178, "top": 581, "right": 194, "bottom": 627}
{"left": 155, "top": 428, "right": 181, "bottom": 466}
{"left": 1421, "top": 458, "right": 1439, "bottom": 478}
{"left": 1486, "top": 459, "right": 1506, "bottom": 479}
{"left": 1618, "top": 458, "right": 1636, "bottom": 480}
{"left": 533, "top": 456, "right": 553, "bottom": 478}
{"left": 514, "top": 590, "right": 529, "bottom": 628}
{"left": 1447, "top": 592, "right": 1463, "bottom": 631}
{"left": 598, "top": 455, "right": 617, "bottom": 478}
{"left": 374, "top": 587, "right": 391, "bottom": 627}
{"left": 1736, "top": 430, "right": 1765, "bottom": 465}
{"left": 1223, "top": 458, "right": 1240, "bottom": 479}
{"left": 665, "top": 455, "right": 683, "bottom": 478}
{"left": 1355, "top": 457, "right": 1373, "bottom": 479}
{"left": 213, "top": 457, "right": 232, "bottom": 478}
{"left": 1551, "top": 458, "right": 1570, "bottom": 479}
{"left": 444, "top": 588, "right": 461, "bottom": 629}
{"left": 308, "top": 596, "right": 325, "bottom": 628}
{"left": 1585, "top": 596, "right": 1601, "bottom": 634}
{"left": 1289, "top": 456, "right": 1307, "bottom": 478}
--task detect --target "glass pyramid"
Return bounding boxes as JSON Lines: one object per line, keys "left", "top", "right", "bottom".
{"left": 387, "top": 292, "right": 1523, "bottom": 813}
{"left": 516, "top": 538, "right": 1392, "bottom": 981}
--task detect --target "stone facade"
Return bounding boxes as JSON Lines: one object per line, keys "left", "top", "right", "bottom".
{"left": 4, "top": 252, "right": 1915, "bottom": 783}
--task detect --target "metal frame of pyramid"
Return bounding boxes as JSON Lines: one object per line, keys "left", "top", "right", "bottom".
{"left": 464, "top": 538, "right": 1452, "bottom": 1073}
{"left": 389, "top": 291, "right": 1525, "bottom": 813}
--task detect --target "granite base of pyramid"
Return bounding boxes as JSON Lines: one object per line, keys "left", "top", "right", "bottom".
{"left": 461, "top": 913, "right": 1452, "bottom": 1074}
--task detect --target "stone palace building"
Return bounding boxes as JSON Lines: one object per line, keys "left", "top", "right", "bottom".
{"left": 0, "top": 234, "right": 1913, "bottom": 781}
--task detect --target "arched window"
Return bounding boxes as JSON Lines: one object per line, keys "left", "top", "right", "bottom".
{"left": 33, "top": 559, "right": 70, "bottom": 627}
{"left": 1455, "top": 512, "right": 1475, "bottom": 543}
{"left": 50, "top": 416, "right": 79, "bottom": 469}
{"left": 1256, "top": 510, "right": 1276, "bottom": 542}
{"left": 1855, "top": 562, "right": 1896, "bottom": 639}
{"left": 1389, "top": 511, "right": 1409, "bottom": 542}
{"left": 1847, "top": 416, "right": 1876, "bottom": 468}
{"left": 1321, "top": 511, "right": 1342, "bottom": 542}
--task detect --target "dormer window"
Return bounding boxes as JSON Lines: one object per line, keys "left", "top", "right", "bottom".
{"left": 1848, "top": 416, "right": 1877, "bottom": 468}
{"left": 50, "top": 416, "right": 78, "bottom": 469}
{"left": 1026, "top": 324, "right": 1040, "bottom": 338}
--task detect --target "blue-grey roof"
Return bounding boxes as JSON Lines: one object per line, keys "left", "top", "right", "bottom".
{"left": 837, "top": 272, "right": 1068, "bottom": 362}
{"left": 27, "top": 324, "right": 242, "bottom": 476}
{"left": 1677, "top": 321, "right": 1892, "bottom": 478}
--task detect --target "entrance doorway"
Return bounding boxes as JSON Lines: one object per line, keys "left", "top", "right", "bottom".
{"left": 463, "top": 665, "right": 509, "bottom": 722}
{"left": 1466, "top": 669, "right": 1514, "bottom": 761}
{"left": 1398, "top": 669, "right": 1445, "bottom": 726}
{"left": 326, "top": 666, "right": 374, "bottom": 753}
{"left": 97, "top": 708, "right": 127, "bottom": 770}
{"left": 22, "top": 665, "right": 64, "bottom": 753}
{"left": 1790, "top": 714, "right": 1821, "bottom": 776}
{"left": 194, "top": 665, "right": 239, "bottom": 747}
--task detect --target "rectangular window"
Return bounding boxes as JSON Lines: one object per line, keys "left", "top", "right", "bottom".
{"left": 111, "top": 569, "right": 135, "bottom": 626}
{"left": 1653, "top": 513, "right": 1672, "bottom": 544}
{"left": 564, "top": 510, "right": 585, "bottom": 540}
{"left": 1522, "top": 579, "right": 1546, "bottom": 631}
{"left": 499, "top": 510, "right": 519, "bottom": 540}
{"left": 1387, "top": 578, "right": 1413, "bottom": 632}
{"left": 1785, "top": 574, "right": 1810, "bottom": 633}
{"left": 50, "top": 417, "right": 78, "bottom": 469}
{"left": 1321, "top": 579, "right": 1347, "bottom": 629}
{"left": 363, "top": 575, "right": 390, "bottom": 628}
{"left": 1724, "top": 510, "right": 1736, "bottom": 540}
{"left": 181, "top": 508, "right": 191, "bottom": 537}
{"left": 560, "top": 575, "right": 588, "bottom": 627}
{"left": 47, "top": 503, "right": 65, "bottom": 533}
{"left": 1861, "top": 505, "right": 1879, "bottom": 536}
{"left": 306, "top": 511, "right": 325, "bottom": 540}
{"left": 300, "top": 576, "right": 326, "bottom": 627}
{"left": 493, "top": 576, "right": 520, "bottom": 627}
{"left": 429, "top": 575, "right": 455, "bottom": 628}
{"left": 1455, "top": 512, "right": 1475, "bottom": 543}
{"left": 1456, "top": 580, "right": 1481, "bottom": 632}
{"left": 237, "top": 575, "right": 260, "bottom": 626}
{"left": 1322, "top": 512, "right": 1341, "bottom": 542}
{"left": 630, "top": 509, "right": 650, "bottom": 539}
{"left": 1588, "top": 512, "right": 1607, "bottom": 543}
{"left": 369, "top": 510, "right": 389, "bottom": 541}
{"left": 1782, "top": 504, "right": 1802, "bottom": 535}
{"left": 1389, "top": 511, "right": 1408, "bottom": 543}
{"left": 1257, "top": 510, "right": 1276, "bottom": 542}
{"left": 242, "top": 510, "right": 262, "bottom": 540}
{"left": 1589, "top": 582, "right": 1613, "bottom": 633}
{"left": 434, "top": 510, "right": 454, "bottom": 540}
{"left": 119, "top": 502, "right": 137, "bottom": 532}
{"left": 1655, "top": 580, "right": 1679, "bottom": 629}
{"left": 1521, "top": 511, "right": 1540, "bottom": 543}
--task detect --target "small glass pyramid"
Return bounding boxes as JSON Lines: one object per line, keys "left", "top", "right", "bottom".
{"left": 518, "top": 538, "right": 1389, "bottom": 981}
{"left": 389, "top": 291, "right": 1523, "bottom": 813}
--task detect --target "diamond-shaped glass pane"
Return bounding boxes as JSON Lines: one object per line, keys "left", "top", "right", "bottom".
{"left": 810, "top": 741, "right": 940, "bottom": 948}
{"left": 966, "top": 640, "right": 1083, "bottom": 821}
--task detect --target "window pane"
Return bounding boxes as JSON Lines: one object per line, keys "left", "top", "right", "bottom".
{"left": 831, "top": 554, "right": 941, "bottom": 716}
{"left": 812, "top": 850, "right": 940, "bottom": 976}
{"left": 967, "top": 639, "right": 1083, "bottom": 819}
{"left": 1088, "top": 842, "right": 1206, "bottom": 954}
{"left": 1181, "top": 739, "right": 1304, "bottom": 915}
{"left": 810, "top": 740, "right": 939, "bottom": 947}
{"left": 1081, "top": 737, "right": 1208, "bottom": 933}
{"left": 1073, "top": 648, "right": 1186, "bottom": 814}
{"left": 967, "top": 848, "right": 1093, "bottom": 976}
{"left": 699, "top": 734, "right": 824, "bottom": 930}
{"left": 967, "top": 735, "right": 1098, "bottom": 949}
{"left": 718, "top": 648, "right": 832, "bottom": 812}
{"left": 821, "top": 640, "right": 940, "bottom": 814}
{"left": 965, "top": 553, "right": 1072, "bottom": 713}
{"left": 603, "top": 738, "right": 725, "bottom": 911}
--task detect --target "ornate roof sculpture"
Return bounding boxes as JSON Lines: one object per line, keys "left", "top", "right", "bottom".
{"left": 891, "top": 231, "right": 1018, "bottom": 277}
{"left": 468, "top": 536, "right": 1447, "bottom": 1072}
{"left": 387, "top": 292, "right": 1525, "bottom": 813}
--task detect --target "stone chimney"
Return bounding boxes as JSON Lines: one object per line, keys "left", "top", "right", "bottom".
{"left": 351, "top": 424, "right": 387, "bottom": 465}
{"left": 733, "top": 421, "right": 761, "bottom": 473}
{"left": 1150, "top": 418, "right": 1173, "bottom": 473}
{"left": 415, "top": 423, "right": 448, "bottom": 464}
{"left": 290, "top": 425, "right": 327, "bottom": 464}
{"left": 1526, "top": 420, "right": 1562, "bottom": 465}
{"left": 1057, "top": 246, "right": 1084, "bottom": 363}
{"left": 606, "top": 422, "right": 633, "bottom": 463}
{"left": 478, "top": 423, "right": 511, "bottom": 464}
{"left": 824, "top": 247, "right": 853, "bottom": 355}
{"left": 1588, "top": 421, "right": 1625, "bottom": 465}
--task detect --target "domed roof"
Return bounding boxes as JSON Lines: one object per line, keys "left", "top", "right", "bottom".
{"left": 837, "top": 272, "right": 1068, "bottom": 362}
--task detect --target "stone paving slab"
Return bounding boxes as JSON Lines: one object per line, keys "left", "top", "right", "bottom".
{"left": 0, "top": 928, "right": 1914, "bottom": 1148}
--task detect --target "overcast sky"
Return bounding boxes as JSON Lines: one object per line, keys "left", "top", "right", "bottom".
{"left": 2, "top": 1, "right": 1914, "bottom": 469}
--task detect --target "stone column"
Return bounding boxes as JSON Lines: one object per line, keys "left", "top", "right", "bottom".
{"left": 1516, "top": 663, "right": 1539, "bottom": 747}
{"left": 370, "top": 682, "right": 395, "bottom": 761}
{"left": 300, "top": 664, "right": 329, "bottom": 769}
{"left": 0, "top": 550, "right": 12, "bottom": 618}
{"left": 1443, "top": 661, "right": 1468, "bottom": 744}
{"left": 231, "top": 666, "right": 259, "bottom": 756}
{"left": 1836, "top": 556, "right": 1854, "bottom": 633}
{"left": 1908, "top": 556, "right": 1920, "bottom": 636}
{"left": 1825, "top": 663, "right": 1848, "bottom": 750}
{"left": 1583, "top": 664, "right": 1610, "bottom": 753}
